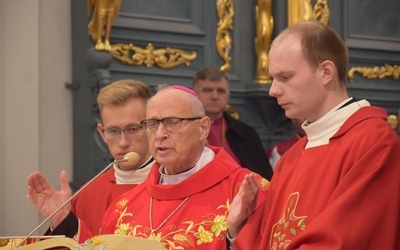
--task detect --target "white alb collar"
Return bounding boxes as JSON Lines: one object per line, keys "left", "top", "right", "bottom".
{"left": 303, "top": 98, "right": 370, "bottom": 148}
{"left": 159, "top": 147, "right": 214, "bottom": 185}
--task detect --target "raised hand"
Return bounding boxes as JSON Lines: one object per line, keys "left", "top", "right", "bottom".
{"left": 227, "top": 173, "right": 260, "bottom": 238}
{"left": 27, "top": 170, "right": 72, "bottom": 228}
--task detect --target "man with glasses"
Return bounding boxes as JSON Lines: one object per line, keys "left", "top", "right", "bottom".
{"left": 27, "top": 79, "right": 154, "bottom": 235}
{"left": 33, "top": 84, "right": 269, "bottom": 249}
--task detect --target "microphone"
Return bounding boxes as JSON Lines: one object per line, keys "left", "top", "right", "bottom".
{"left": 17, "top": 152, "right": 140, "bottom": 248}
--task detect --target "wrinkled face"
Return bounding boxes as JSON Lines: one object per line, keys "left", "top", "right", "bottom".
{"left": 194, "top": 78, "right": 230, "bottom": 120}
{"left": 97, "top": 98, "right": 151, "bottom": 170}
{"left": 145, "top": 89, "right": 210, "bottom": 174}
{"left": 268, "top": 35, "right": 326, "bottom": 122}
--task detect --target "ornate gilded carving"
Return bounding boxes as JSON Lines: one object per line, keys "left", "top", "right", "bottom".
{"left": 216, "top": 0, "right": 234, "bottom": 72}
{"left": 110, "top": 43, "right": 197, "bottom": 69}
{"left": 224, "top": 104, "right": 240, "bottom": 120}
{"left": 387, "top": 115, "right": 399, "bottom": 130}
{"left": 288, "top": 0, "right": 330, "bottom": 26}
{"left": 313, "top": 0, "right": 330, "bottom": 25}
{"left": 348, "top": 64, "right": 400, "bottom": 82}
{"left": 254, "top": 0, "right": 274, "bottom": 84}
{"left": 288, "top": 0, "right": 314, "bottom": 26}
{"left": 87, "top": 0, "right": 121, "bottom": 51}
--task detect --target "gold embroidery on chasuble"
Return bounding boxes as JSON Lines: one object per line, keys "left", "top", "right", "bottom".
{"left": 233, "top": 175, "right": 269, "bottom": 194}
{"left": 116, "top": 198, "right": 128, "bottom": 208}
{"left": 270, "top": 192, "right": 307, "bottom": 250}
{"left": 260, "top": 178, "right": 269, "bottom": 190}
{"left": 112, "top": 199, "right": 231, "bottom": 249}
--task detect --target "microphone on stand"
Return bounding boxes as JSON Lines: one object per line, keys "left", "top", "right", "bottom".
{"left": 17, "top": 152, "right": 140, "bottom": 248}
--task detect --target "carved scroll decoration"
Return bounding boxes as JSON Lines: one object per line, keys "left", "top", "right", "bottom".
{"left": 216, "top": 0, "right": 234, "bottom": 72}
{"left": 313, "top": 0, "right": 330, "bottom": 25}
{"left": 253, "top": 0, "right": 274, "bottom": 84}
{"left": 110, "top": 43, "right": 197, "bottom": 69}
{"left": 288, "top": 0, "right": 330, "bottom": 26}
{"left": 348, "top": 64, "right": 400, "bottom": 82}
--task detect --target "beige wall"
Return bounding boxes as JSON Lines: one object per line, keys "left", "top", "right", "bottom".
{"left": 0, "top": 0, "right": 5, "bottom": 236}
{"left": 0, "top": 0, "right": 72, "bottom": 236}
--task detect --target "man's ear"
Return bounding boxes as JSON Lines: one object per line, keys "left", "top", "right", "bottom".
{"left": 199, "top": 116, "right": 211, "bottom": 141}
{"left": 321, "top": 60, "right": 335, "bottom": 84}
{"left": 97, "top": 123, "right": 106, "bottom": 141}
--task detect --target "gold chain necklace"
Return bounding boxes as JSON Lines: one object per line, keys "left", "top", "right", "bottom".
{"left": 149, "top": 196, "right": 190, "bottom": 235}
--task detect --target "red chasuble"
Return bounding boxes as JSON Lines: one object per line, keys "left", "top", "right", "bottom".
{"left": 234, "top": 106, "right": 400, "bottom": 250}
{"left": 77, "top": 147, "right": 269, "bottom": 249}
{"left": 71, "top": 168, "right": 138, "bottom": 234}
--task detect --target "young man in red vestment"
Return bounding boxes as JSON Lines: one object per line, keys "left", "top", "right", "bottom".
{"left": 27, "top": 79, "right": 154, "bottom": 234}
{"left": 193, "top": 67, "right": 273, "bottom": 180}
{"left": 27, "top": 84, "right": 269, "bottom": 249}
{"left": 227, "top": 21, "right": 400, "bottom": 250}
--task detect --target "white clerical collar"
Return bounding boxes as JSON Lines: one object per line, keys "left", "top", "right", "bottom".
{"left": 303, "top": 98, "right": 370, "bottom": 149}
{"left": 114, "top": 156, "right": 154, "bottom": 184}
{"left": 159, "top": 147, "right": 215, "bottom": 185}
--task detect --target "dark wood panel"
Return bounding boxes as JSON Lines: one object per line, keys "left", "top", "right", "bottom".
{"left": 120, "top": 0, "right": 191, "bottom": 18}
{"left": 114, "top": 1, "right": 205, "bottom": 35}
{"left": 344, "top": 0, "right": 400, "bottom": 51}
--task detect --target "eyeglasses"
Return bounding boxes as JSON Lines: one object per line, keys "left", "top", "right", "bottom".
{"left": 102, "top": 125, "right": 143, "bottom": 139}
{"left": 141, "top": 117, "right": 203, "bottom": 133}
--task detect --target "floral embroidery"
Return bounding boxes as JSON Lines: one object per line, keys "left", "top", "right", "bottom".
{"left": 270, "top": 192, "right": 307, "bottom": 250}
{"left": 112, "top": 199, "right": 231, "bottom": 249}
{"left": 111, "top": 177, "right": 267, "bottom": 249}
{"left": 210, "top": 215, "right": 227, "bottom": 236}
{"left": 114, "top": 223, "right": 132, "bottom": 235}
{"left": 195, "top": 226, "right": 214, "bottom": 245}
{"left": 116, "top": 198, "right": 128, "bottom": 208}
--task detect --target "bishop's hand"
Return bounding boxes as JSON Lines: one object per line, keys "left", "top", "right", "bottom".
{"left": 227, "top": 173, "right": 260, "bottom": 239}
